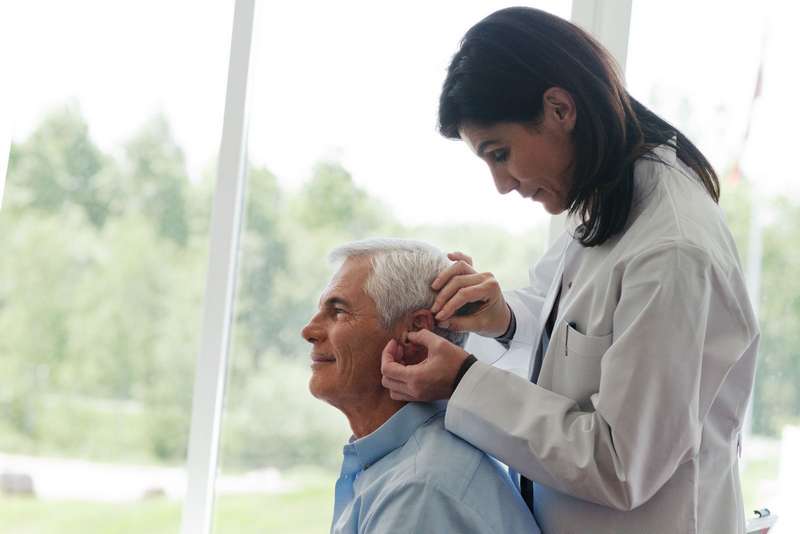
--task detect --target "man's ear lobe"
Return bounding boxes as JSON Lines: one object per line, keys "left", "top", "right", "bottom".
{"left": 411, "top": 309, "right": 435, "bottom": 332}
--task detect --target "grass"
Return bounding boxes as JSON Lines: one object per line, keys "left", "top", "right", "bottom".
{"left": 0, "top": 477, "right": 333, "bottom": 534}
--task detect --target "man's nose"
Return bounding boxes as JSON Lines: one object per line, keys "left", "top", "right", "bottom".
{"left": 301, "top": 315, "right": 322, "bottom": 344}
{"left": 492, "top": 168, "right": 517, "bottom": 195}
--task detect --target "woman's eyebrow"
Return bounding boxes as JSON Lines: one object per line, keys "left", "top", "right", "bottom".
{"left": 477, "top": 139, "right": 500, "bottom": 157}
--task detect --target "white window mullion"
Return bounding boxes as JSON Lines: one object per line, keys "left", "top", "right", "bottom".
{"left": 571, "top": 0, "right": 633, "bottom": 76}
{"left": 180, "top": 1, "right": 256, "bottom": 533}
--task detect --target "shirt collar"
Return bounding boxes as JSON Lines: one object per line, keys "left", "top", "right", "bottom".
{"left": 340, "top": 401, "right": 447, "bottom": 474}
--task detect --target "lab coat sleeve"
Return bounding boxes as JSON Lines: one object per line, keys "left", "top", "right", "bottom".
{"left": 445, "top": 242, "right": 756, "bottom": 511}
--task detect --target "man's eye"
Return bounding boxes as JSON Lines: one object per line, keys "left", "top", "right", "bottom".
{"left": 333, "top": 308, "right": 347, "bottom": 316}
{"left": 491, "top": 149, "right": 509, "bottom": 163}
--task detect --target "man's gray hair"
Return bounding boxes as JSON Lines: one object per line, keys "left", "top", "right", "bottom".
{"left": 329, "top": 238, "right": 468, "bottom": 348}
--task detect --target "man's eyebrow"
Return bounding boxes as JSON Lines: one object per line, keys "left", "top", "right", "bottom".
{"left": 477, "top": 139, "right": 499, "bottom": 157}
{"left": 323, "top": 296, "right": 351, "bottom": 308}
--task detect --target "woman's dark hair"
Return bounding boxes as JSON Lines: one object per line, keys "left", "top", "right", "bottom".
{"left": 438, "top": 7, "right": 719, "bottom": 247}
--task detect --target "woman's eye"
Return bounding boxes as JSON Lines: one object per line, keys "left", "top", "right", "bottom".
{"left": 491, "top": 149, "right": 509, "bottom": 163}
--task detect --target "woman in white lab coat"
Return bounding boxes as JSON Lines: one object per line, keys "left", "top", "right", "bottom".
{"left": 380, "top": 7, "right": 759, "bottom": 534}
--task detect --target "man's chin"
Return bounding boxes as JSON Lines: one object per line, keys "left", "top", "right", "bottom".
{"left": 308, "top": 373, "right": 335, "bottom": 403}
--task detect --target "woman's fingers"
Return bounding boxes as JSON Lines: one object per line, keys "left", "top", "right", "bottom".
{"left": 431, "top": 259, "right": 476, "bottom": 291}
{"left": 431, "top": 272, "right": 487, "bottom": 315}
{"left": 447, "top": 251, "right": 473, "bottom": 266}
{"left": 381, "top": 375, "right": 410, "bottom": 395}
{"left": 405, "top": 328, "right": 442, "bottom": 348}
{"left": 388, "top": 391, "right": 417, "bottom": 402}
{"left": 436, "top": 277, "right": 498, "bottom": 322}
{"left": 381, "top": 339, "right": 409, "bottom": 381}
{"left": 380, "top": 330, "right": 468, "bottom": 401}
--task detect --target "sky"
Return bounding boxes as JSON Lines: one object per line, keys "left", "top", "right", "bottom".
{"left": 2, "top": 0, "right": 797, "bottom": 231}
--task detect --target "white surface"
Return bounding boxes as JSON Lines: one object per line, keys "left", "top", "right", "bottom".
{"left": 0, "top": 453, "right": 283, "bottom": 502}
{"left": 771, "top": 425, "right": 800, "bottom": 533}
{"left": 571, "top": 0, "right": 632, "bottom": 75}
{"left": 180, "top": 1, "right": 255, "bottom": 533}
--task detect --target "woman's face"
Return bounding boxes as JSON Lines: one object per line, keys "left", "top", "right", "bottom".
{"left": 458, "top": 91, "right": 576, "bottom": 215}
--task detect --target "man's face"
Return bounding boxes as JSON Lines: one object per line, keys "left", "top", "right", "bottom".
{"left": 301, "top": 256, "right": 399, "bottom": 409}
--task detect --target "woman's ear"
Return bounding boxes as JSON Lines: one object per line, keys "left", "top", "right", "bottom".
{"left": 543, "top": 86, "right": 576, "bottom": 133}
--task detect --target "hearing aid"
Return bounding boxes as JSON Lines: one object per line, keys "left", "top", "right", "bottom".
{"left": 454, "top": 299, "right": 487, "bottom": 317}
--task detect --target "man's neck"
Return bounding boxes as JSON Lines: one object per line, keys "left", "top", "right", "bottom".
{"left": 341, "top": 394, "right": 407, "bottom": 439}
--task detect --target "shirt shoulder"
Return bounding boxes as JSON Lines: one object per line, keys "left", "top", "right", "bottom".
{"left": 359, "top": 413, "right": 539, "bottom": 534}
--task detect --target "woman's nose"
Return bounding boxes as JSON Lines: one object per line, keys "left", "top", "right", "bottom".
{"left": 491, "top": 168, "right": 517, "bottom": 195}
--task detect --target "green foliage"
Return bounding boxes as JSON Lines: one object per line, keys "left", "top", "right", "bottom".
{"left": 220, "top": 354, "right": 349, "bottom": 472}
{"left": 6, "top": 103, "right": 116, "bottom": 228}
{"left": 295, "top": 161, "right": 385, "bottom": 235}
{"left": 119, "top": 114, "right": 191, "bottom": 246}
{"left": 720, "top": 178, "right": 800, "bottom": 435}
{"left": 751, "top": 198, "right": 800, "bottom": 434}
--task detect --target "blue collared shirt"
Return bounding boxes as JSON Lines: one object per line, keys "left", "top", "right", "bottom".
{"left": 331, "top": 401, "right": 540, "bottom": 534}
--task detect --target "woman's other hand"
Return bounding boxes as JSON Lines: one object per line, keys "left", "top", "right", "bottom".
{"left": 380, "top": 332, "right": 468, "bottom": 401}
{"left": 430, "top": 252, "right": 511, "bottom": 337}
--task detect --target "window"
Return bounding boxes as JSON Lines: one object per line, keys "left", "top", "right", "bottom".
{"left": 0, "top": 1, "right": 232, "bottom": 532}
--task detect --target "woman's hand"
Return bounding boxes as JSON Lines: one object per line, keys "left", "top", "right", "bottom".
{"left": 381, "top": 331, "right": 469, "bottom": 401}
{"left": 430, "top": 252, "right": 511, "bottom": 338}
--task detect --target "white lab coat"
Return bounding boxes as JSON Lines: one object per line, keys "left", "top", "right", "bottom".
{"left": 447, "top": 142, "right": 759, "bottom": 534}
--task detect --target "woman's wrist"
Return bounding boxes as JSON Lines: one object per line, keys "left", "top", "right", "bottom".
{"left": 452, "top": 353, "right": 478, "bottom": 392}
{"left": 494, "top": 304, "right": 516, "bottom": 348}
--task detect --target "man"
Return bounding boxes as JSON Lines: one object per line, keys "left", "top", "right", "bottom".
{"left": 302, "top": 238, "right": 540, "bottom": 534}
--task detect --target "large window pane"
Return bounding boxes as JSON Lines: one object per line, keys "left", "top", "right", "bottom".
{"left": 212, "top": 2, "right": 570, "bottom": 532}
{"left": 628, "top": 1, "right": 799, "bottom": 531}
{"left": 0, "top": 2, "right": 232, "bottom": 532}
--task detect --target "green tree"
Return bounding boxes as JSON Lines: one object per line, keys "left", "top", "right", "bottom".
{"left": 294, "top": 161, "right": 384, "bottom": 235}
{"left": 751, "top": 198, "right": 800, "bottom": 435}
{"left": 119, "top": 113, "right": 191, "bottom": 246}
{"left": 5, "top": 103, "right": 117, "bottom": 227}
{"left": 234, "top": 166, "right": 290, "bottom": 369}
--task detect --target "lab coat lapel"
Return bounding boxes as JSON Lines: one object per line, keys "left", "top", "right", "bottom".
{"left": 526, "top": 240, "right": 571, "bottom": 380}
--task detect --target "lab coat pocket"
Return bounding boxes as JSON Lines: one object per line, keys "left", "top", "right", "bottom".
{"left": 554, "top": 323, "right": 613, "bottom": 408}
{"left": 564, "top": 323, "right": 613, "bottom": 358}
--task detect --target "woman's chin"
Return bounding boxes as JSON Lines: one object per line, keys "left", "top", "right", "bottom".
{"left": 541, "top": 200, "right": 566, "bottom": 215}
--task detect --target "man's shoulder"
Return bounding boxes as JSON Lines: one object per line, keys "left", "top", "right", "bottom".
{"left": 387, "top": 411, "right": 512, "bottom": 500}
{"left": 360, "top": 413, "right": 538, "bottom": 533}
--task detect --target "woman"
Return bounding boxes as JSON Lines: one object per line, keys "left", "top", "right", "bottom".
{"left": 380, "top": 7, "right": 758, "bottom": 534}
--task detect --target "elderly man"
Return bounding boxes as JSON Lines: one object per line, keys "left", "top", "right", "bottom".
{"left": 302, "top": 238, "right": 540, "bottom": 534}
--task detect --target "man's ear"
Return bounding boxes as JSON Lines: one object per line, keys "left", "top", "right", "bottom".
{"left": 542, "top": 86, "right": 576, "bottom": 133}
{"left": 396, "top": 310, "right": 434, "bottom": 365}
{"left": 410, "top": 309, "right": 435, "bottom": 332}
